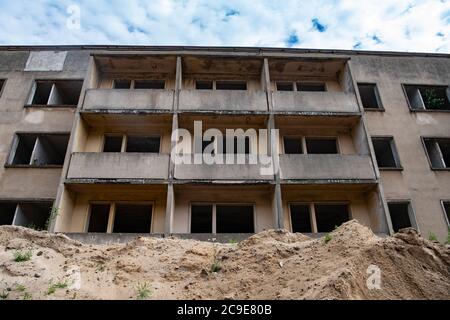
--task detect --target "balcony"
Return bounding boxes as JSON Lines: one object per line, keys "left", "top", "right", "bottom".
{"left": 178, "top": 90, "right": 268, "bottom": 112}
{"left": 273, "top": 91, "right": 359, "bottom": 113}
{"left": 174, "top": 156, "right": 272, "bottom": 181}
{"left": 279, "top": 154, "right": 375, "bottom": 181}
{"left": 83, "top": 89, "right": 174, "bottom": 111}
{"left": 67, "top": 153, "right": 169, "bottom": 181}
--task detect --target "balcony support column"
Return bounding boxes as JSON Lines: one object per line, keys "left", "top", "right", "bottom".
{"left": 268, "top": 113, "right": 284, "bottom": 229}
{"left": 165, "top": 183, "right": 175, "bottom": 234}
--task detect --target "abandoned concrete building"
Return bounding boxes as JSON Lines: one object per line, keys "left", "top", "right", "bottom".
{"left": 0, "top": 46, "right": 449, "bottom": 242}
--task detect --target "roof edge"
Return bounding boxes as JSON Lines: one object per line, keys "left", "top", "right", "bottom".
{"left": 0, "top": 45, "right": 448, "bottom": 58}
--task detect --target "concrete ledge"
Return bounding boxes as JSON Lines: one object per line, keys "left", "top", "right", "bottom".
{"left": 279, "top": 154, "right": 375, "bottom": 180}
{"left": 84, "top": 89, "right": 174, "bottom": 110}
{"left": 273, "top": 91, "right": 359, "bottom": 113}
{"left": 179, "top": 90, "right": 268, "bottom": 112}
{"left": 64, "top": 233, "right": 253, "bottom": 244}
{"left": 67, "top": 153, "right": 170, "bottom": 180}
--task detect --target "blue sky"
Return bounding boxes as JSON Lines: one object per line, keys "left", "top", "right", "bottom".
{"left": 0, "top": 0, "right": 449, "bottom": 52}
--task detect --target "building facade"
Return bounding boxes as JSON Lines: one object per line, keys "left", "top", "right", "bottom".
{"left": 0, "top": 46, "right": 449, "bottom": 241}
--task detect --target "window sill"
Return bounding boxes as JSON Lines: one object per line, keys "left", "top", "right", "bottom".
{"left": 430, "top": 167, "right": 450, "bottom": 171}
{"left": 409, "top": 109, "right": 450, "bottom": 113}
{"left": 24, "top": 104, "right": 77, "bottom": 109}
{"left": 4, "top": 164, "right": 63, "bottom": 169}
{"left": 364, "top": 108, "right": 385, "bottom": 112}
{"left": 379, "top": 167, "right": 403, "bottom": 171}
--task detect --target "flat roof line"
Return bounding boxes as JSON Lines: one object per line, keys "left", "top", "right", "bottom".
{"left": 0, "top": 45, "right": 449, "bottom": 58}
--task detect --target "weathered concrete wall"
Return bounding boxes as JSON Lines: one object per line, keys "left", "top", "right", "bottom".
{"left": 174, "top": 159, "right": 273, "bottom": 180}
{"left": 67, "top": 153, "right": 170, "bottom": 180}
{"left": 279, "top": 154, "right": 375, "bottom": 180}
{"left": 272, "top": 92, "right": 359, "bottom": 113}
{"left": 83, "top": 89, "right": 174, "bottom": 110}
{"left": 178, "top": 90, "right": 268, "bottom": 112}
{"left": 351, "top": 55, "right": 450, "bottom": 240}
{"left": 0, "top": 50, "right": 88, "bottom": 202}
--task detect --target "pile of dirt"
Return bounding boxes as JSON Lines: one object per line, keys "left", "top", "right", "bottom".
{"left": 0, "top": 220, "right": 449, "bottom": 300}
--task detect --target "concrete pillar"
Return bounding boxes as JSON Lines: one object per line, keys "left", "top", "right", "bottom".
{"left": 165, "top": 183, "right": 175, "bottom": 234}
{"left": 174, "top": 56, "right": 182, "bottom": 110}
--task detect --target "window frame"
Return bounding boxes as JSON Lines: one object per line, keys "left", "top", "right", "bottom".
{"left": 5, "top": 132, "right": 70, "bottom": 168}
{"left": 25, "top": 79, "right": 83, "bottom": 108}
{"left": 85, "top": 201, "right": 154, "bottom": 233}
{"left": 304, "top": 136, "right": 340, "bottom": 155}
{"left": 357, "top": 82, "right": 384, "bottom": 111}
{"left": 371, "top": 135, "right": 403, "bottom": 170}
{"left": 288, "top": 201, "right": 352, "bottom": 234}
{"left": 0, "top": 78, "right": 7, "bottom": 99}
{"left": 386, "top": 200, "right": 419, "bottom": 232}
{"left": 402, "top": 83, "right": 450, "bottom": 113}
{"left": 421, "top": 136, "right": 450, "bottom": 171}
{"left": 188, "top": 202, "right": 256, "bottom": 234}
{"left": 440, "top": 200, "right": 450, "bottom": 227}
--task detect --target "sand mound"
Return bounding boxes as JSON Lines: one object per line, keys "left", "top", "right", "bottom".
{"left": 0, "top": 220, "right": 449, "bottom": 300}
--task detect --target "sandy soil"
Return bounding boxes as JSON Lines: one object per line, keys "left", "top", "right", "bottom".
{"left": 0, "top": 220, "right": 449, "bottom": 300}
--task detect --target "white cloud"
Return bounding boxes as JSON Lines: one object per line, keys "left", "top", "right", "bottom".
{"left": 0, "top": 0, "right": 448, "bottom": 52}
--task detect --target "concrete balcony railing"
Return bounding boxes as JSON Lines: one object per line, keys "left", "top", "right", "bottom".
{"left": 174, "top": 155, "right": 272, "bottom": 181}
{"left": 273, "top": 91, "right": 359, "bottom": 113}
{"left": 178, "top": 90, "right": 268, "bottom": 112}
{"left": 67, "top": 153, "right": 169, "bottom": 180}
{"left": 279, "top": 154, "right": 375, "bottom": 180}
{"left": 83, "top": 89, "right": 174, "bottom": 111}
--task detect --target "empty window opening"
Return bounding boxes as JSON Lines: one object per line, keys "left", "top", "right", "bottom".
{"left": 13, "top": 202, "right": 53, "bottom": 230}
{"left": 126, "top": 136, "right": 160, "bottom": 153}
{"left": 113, "top": 204, "right": 152, "bottom": 233}
{"left": 87, "top": 204, "right": 110, "bottom": 233}
{"left": 372, "top": 137, "right": 401, "bottom": 168}
{"left": 31, "top": 81, "right": 53, "bottom": 105}
{"left": 113, "top": 79, "right": 132, "bottom": 89}
{"left": 134, "top": 80, "right": 165, "bottom": 89}
{"left": 305, "top": 138, "right": 338, "bottom": 154}
{"left": 103, "top": 135, "right": 123, "bottom": 152}
{"left": 284, "top": 137, "right": 303, "bottom": 154}
{"left": 276, "top": 82, "right": 294, "bottom": 91}
{"left": 290, "top": 204, "right": 312, "bottom": 233}
{"left": 424, "top": 138, "right": 450, "bottom": 169}
{"left": 30, "top": 80, "right": 82, "bottom": 106}
{"left": 358, "top": 83, "right": 382, "bottom": 109}
{"left": 404, "top": 85, "right": 450, "bottom": 111}
{"left": 48, "top": 81, "right": 83, "bottom": 105}
{"left": 10, "top": 134, "right": 37, "bottom": 165}
{"left": 9, "top": 134, "right": 69, "bottom": 166}
{"left": 0, "top": 202, "right": 17, "bottom": 225}
{"left": 314, "top": 204, "right": 349, "bottom": 232}
{"left": 0, "top": 79, "right": 6, "bottom": 97}
{"left": 216, "top": 205, "right": 254, "bottom": 233}
{"left": 216, "top": 81, "right": 247, "bottom": 91}
{"left": 388, "top": 202, "right": 413, "bottom": 232}
{"left": 443, "top": 202, "right": 450, "bottom": 226}
{"left": 196, "top": 81, "right": 213, "bottom": 90}
{"left": 190, "top": 205, "right": 213, "bottom": 233}
{"left": 297, "top": 82, "right": 326, "bottom": 92}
